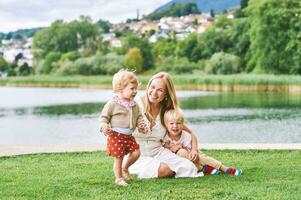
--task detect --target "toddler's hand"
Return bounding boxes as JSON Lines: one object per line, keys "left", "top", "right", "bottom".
{"left": 189, "top": 149, "right": 199, "bottom": 162}
{"left": 103, "top": 127, "right": 112, "bottom": 136}
{"left": 163, "top": 141, "right": 171, "bottom": 149}
{"left": 170, "top": 144, "right": 182, "bottom": 153}
{"left": 138, "top": 122, "right": 149, "bottom": 134}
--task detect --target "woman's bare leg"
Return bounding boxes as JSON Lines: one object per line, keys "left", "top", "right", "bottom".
{"left": 158, "top": 163, "right": 175, "bottom": 178}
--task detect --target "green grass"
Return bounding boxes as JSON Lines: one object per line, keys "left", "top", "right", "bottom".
{"left": 1, "top": 150, "right": 300, "bottom": 199}
{"left": 1, "top": 74, "right": 301, "bottom": 91}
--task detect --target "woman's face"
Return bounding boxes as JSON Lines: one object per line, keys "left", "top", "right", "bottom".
{"left": 147, "top": 78, "right": 166, "bottom": 104}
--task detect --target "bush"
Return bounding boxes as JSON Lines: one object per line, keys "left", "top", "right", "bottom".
{"left": 42, "top": 52, "right": 62, "bottom": 74}
{"left": 124, "top": 48, "right": 143, "bottom": 73}
{"left": 61, "top": 51, "right": 80, "bottom": 61}
{"left": 205, "top": 52, "right": 241, "bottom": 74}
{"left": 155, "top": 57, "right": 202, "bottom": 74}
{"left": 55, "top": 52, "right": 124, "bottom": 76}
{"left": 55, "top": 60, "right": 78, "bottom": 75}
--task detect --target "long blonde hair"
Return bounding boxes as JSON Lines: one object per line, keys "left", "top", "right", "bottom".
{"left": 143, "top": 72, "right": 179, "bottom": 126}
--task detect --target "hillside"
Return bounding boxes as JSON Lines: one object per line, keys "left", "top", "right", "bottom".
{"left": 156, "top": 0, "right": 240, "bottom": 13}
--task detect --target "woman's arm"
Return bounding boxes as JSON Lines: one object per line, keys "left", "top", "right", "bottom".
{"left": 183, "top": 124, "right": 199, "bottom": 162}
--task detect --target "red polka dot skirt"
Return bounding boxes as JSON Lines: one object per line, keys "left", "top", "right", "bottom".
{"left": 107, "top": 131, "right": 139, "bottom": 158}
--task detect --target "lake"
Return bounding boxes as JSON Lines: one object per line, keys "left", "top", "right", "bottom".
{"left": 1, "top": 87, "right": 301, "bottom": 146}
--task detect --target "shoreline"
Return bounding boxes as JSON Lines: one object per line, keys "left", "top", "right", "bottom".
{"left": 1, "top": 83, "right": 301, "bottom": 93}
{"left": 1, "top": 143, "right": 301, "bottom": 157}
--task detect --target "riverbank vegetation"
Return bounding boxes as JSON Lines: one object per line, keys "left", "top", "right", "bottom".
{"left": 1, "top": 74, "right": 301, "bottom": 92}
{"left": 1, "top": 150, "right": 300, "bottom": 199}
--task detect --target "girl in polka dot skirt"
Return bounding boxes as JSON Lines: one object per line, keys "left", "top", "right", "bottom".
{"left": 99, "top": 69, "right": 148, "bottom": 186}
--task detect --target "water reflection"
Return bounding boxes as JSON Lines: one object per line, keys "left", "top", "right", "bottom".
{"left": 33, "top": 103, "right": 104, "bottom": 116}
{"left": 181, "top": 92, "right": 301, "bottom": 109}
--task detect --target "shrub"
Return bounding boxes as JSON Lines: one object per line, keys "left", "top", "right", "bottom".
{"left": 61, "top": 51, "right": 80, "bottom": 61}
{"left": 124, "top": 47, "right": 143, "bottom": 72}
{"left": 55, "top": 60, "right": 78, "bottom": 75}
{"left": 42, "top": 52, "right": 62, "bottom": 74}
{"left": 155, "top": 57, "right": 201, "bottom": 74}
{"left": 205, "top": 52, "right": 241, "bottom": 74}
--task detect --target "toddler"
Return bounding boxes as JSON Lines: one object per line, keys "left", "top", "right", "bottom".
{"left": 99, "top": 69, "right": 148, "bottom": 186}
{"left": 163, "top": 109, "right": 242, "bottom": 176}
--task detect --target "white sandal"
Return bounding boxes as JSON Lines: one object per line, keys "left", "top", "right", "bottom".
{"left": 122, "top": 170, "right": 132, "bottom": 182}
{"left": 115, "top": 178, "right": 128, "bottom": 186}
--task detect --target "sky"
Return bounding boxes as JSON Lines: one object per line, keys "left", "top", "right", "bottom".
{"left": 0, "top": 0, "right": 170, "bottom": 33}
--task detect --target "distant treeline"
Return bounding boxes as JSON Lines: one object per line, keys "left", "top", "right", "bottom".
{"left": 1, "top": 0, "right": 301, "bottom": 77}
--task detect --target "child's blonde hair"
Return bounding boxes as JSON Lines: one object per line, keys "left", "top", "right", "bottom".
{"left": 112, "top": 69, "right": 138, "bottom": 92}
{"left": 164, "top": 109, "right": 185, "bottom": 127}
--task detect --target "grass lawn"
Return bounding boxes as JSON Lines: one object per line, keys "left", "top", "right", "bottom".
{"left": 1, "top": 150, "right": 300, "bottom": 200}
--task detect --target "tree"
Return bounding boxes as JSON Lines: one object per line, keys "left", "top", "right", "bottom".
{"left": 96, "top": 19, "right": 111, "bottom": 33}
{"left": 246, "top": 0, "right": 301, "bottom": 74}
{"left": 32, "top": 16, "right": 101, "bottom": 59}
{"left": 0, "top": 57, "right": 7, "bottom": 72}
{"left": 122, "top": 35, "right": 154, "bottom": 70}
{"left": 18, "top": 63, "right": 32, "bottom": 76}
{"left": 176, "top": 33, "right": 203, "bottom": 62}
{"left": 229, "top": 18, "right": 251, "bottom": 70}
{"left": 124, "top": 48, "right": 143, "bottom": 72}
{"left": 152, "top": 38, "right": 177, "bottom": 59}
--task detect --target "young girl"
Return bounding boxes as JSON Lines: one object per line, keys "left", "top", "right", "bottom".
{"left": 163, "top": 109, "right": 242, "bottom": 176}
{"left": 99, "top": 69, "right": 148, "bottom": 186}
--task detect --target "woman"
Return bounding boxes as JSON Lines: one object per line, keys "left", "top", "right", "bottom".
{"left": 129, "top": 72, "right": 202, "bottom": 178}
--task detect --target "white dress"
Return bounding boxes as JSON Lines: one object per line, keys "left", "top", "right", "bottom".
{"left": 129, "top": 99, "right": 203, "bottom": 179}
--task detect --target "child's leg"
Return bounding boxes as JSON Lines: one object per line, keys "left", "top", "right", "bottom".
{"left": 177, "top": 149, "right": 203, "bottom": 170}
{"left": 122, "top": 149, "right": 140, "bottom": 173}
{"left": 198, "top": 152, "right": 242, "bottom": 175}
{"left": 198, "top": 151, "right": 222, "bottom": 170}
{"left": 113, "top": 157, "right": 123, "bottom": 179}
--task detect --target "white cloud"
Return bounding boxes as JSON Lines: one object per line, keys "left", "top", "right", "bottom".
{"left": 0, "top": 0, "right": 170, "bottom": 33}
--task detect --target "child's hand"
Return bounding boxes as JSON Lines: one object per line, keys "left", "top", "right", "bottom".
{"left": 163, "top": 141, "right": 171, "bottom": 149}
{"left": 170, "top": 144, "right": 182, "bottom": 153}
{"left": 138, "top": 122, "right": 149, "bottom": 134}
{"left": 103, "top": 127, "right": 112, "bottom": 136}
{"left": 189, "top": 149, "right": 199, "bottom": 162}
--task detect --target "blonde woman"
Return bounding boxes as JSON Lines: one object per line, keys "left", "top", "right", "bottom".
{"left": 129, "top": 72, "right": 202, "bottom": 178}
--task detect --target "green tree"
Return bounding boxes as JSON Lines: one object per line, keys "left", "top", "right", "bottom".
{"left": 124, "top": 47, "right": 143, "bottom": 72}
{"left": 229, "top": 18, "right": 251, "bottom": 70}
{"left": 0, "top": 56, "right": 7, "bottom": 72}
{"left": 17, "top": 63, "right": 32, "bottom": 76}
{"left": 96, "top": 19, "right": 111, "bottom": 33}
{"left": 122, "top": 35, "right": 154, "bottom": 70}
{"left": 176, "top": 33, "right": 203, "bottom": 62}
{"left": 152, "top": 38, "right": 177, "bottom": 59}
{"left": 33, "top": 16, "right": 101, "bottom": 59}
{"left": 246, "top": 0, "right": 301, "bottom": 74}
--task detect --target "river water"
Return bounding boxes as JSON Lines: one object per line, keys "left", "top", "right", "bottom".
{"left": 1, "top": 87, "right": 301, "bottom": 146}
